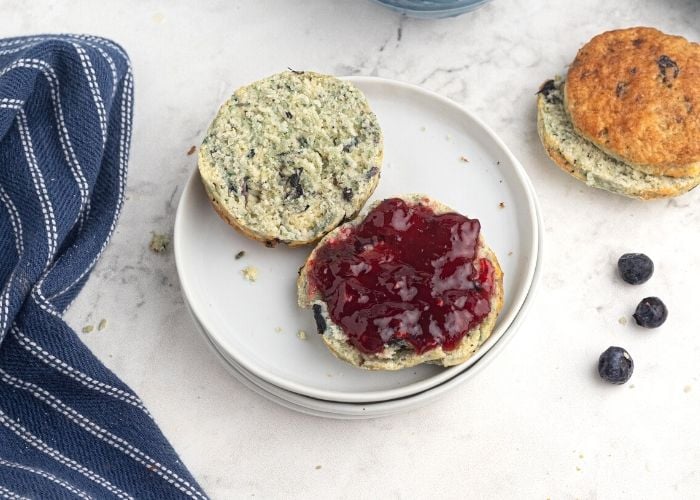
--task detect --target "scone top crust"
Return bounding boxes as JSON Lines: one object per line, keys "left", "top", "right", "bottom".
{"left": 199, "top": 71, "right": 383, "bottom": 246}
{"left": 565, "top": 27, "right": 700, "bottom": 177}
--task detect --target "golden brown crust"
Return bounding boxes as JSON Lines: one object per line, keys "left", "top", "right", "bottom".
{"left": 565, "top": 27, "right": 700, "bottom": 177}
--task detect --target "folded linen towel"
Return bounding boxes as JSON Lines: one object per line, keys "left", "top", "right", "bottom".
{"left": 0, "top": 35, "right": 206, "bottom": 499}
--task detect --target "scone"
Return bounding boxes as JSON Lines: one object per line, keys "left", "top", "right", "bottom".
{"left": 537, "top": 78, "right": 700, "bottom": 199}
{"left": 297, "top": 195, "right": 504, "bottom": 371}
{"left": 199, "top": 70, "right": 383, "bottom": 246}
{"left": 537, "top": 27, "right": 700, "bottom": 199}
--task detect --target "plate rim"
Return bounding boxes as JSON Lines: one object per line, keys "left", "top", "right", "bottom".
{"left": 175, "top": 75, "right": 541, "bottom": 402}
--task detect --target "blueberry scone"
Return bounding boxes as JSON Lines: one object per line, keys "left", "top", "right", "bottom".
{"left": 199, "top": 71, "right": 383, "bottom": 246}
{"left": 537, "top": 27, "right": 700, "bottom": 199}
{"left": 297, "top": 195, "right": 504, "bottom": 370}
{"left": 537, "top": 78, "right": 700, "bottom": 199}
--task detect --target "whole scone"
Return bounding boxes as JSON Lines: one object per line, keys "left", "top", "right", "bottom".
{"left": 565, "top": 27, "right": 700, "bottom": 178}
{"left": 199, "top": 71, "right": 383, "bottom": 247}
{"left": 297, "top": 195, "right": 504, "bottom": 371}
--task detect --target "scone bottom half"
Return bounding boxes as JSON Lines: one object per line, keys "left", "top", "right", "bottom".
{"left": 537, "top": 78, "right": 700, "bottom": 200}
{"left": 198, "top": 70, "right": 384, "bottom": 247}
{"left": 298, "top": 195, "right": 504, "bottom": 371}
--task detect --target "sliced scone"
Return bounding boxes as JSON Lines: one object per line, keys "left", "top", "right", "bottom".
{"left": 199, "top": 70, "right": 383, "bottom": 246}
{"left": 537, "top": 78, "right": 700, "bottom": 200}
{"left": 297, "top": 195, "right": 504, "bottom": 371}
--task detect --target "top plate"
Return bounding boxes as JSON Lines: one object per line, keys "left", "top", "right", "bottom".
{"left": 175, "top": 76, "right": 539, "bottom": 403}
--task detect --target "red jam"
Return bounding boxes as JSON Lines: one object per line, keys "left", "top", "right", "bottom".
{"left": 307, "top": 198, "right": 495, "bottom": 355}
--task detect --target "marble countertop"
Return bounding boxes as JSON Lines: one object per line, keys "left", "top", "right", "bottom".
{"left": 3, "top": 0, "right": 699, "bottom": 497}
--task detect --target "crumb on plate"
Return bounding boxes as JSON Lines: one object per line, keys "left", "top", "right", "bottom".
{"left": 235, "top": 250, "right": 245, "bottom": 260}
{"left": 82, "top": 325, "right": 94, "bottom": 333}
{"left": 186, "top": 145, "right": 196, "bottom": 156}
{"left": 242, "top": 266, "right": 258, "bottom": 282}
{"left": 98, "top": 319, "right": 107, "bottom": 331}
{"left": 459, "top": 156, "right": 469, "bottom": 163}
{"left": 297, "top": 330, "right": 308, "bottom": 340}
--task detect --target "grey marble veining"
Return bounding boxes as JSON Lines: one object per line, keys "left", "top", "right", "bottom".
{"left": 2, "top": 0, "right": 699, "bottom": 497}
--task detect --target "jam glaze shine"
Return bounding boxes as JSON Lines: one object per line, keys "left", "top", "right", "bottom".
{"left": 307, "top": 198, "right": 496, "bottom": 355}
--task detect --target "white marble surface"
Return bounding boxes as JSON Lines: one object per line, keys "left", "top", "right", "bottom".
{"left": 3, "top": 0, "right": 700, "bottom": 498}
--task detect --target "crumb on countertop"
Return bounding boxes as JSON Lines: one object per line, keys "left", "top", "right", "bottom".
{"left": 315, "top": 465, "right": 322, "bottom": 470}
{"left": 629, "top": 384, "right": 635, "bottom": 389}
{"left": 297, "top": 330, "right": 308, "bottom": 340}
{"left": 98, "top": 319, "right": 107, "bottom": 331}
{"left": 235, "top": 250, "right": 246, "bottom": 260}
{"left": 499, "top": 202, "right": 506, "bottom": 209}
{"left": 186, "top": 145, "right": 196, "bottom": 156}
{"left": 242, "top": 266, "right": 258, "bottom": 282}
{"left": 149, "top": 232, "right": 170, "bottom": 253}
{"left": 618, "top": 316, "right": 628, "bottom": 325}
{"left": 274, "top": 326, "right": 282, "bottom": 333}
{"left": 684, "top": 385, "right": 692, "bottom": 393}
{"left": 82, "top": 325, "right": 94, "bottom": 333}
{"left": 459, "top": 155, "right": 469, "bottom": 163}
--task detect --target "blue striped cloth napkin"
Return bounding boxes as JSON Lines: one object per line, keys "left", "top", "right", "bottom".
{"left": 0, "top": 35, "right": 206, "bottom": 499}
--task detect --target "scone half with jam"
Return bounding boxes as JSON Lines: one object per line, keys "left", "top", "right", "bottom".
{"left": 537, "top": 27, "right": 700, "bottom": 199}
{"left": 199, "top": 71, "right": 383, "bottom": 246}
{"left": 297, "top": 195, "right": 504, "bottom": 371}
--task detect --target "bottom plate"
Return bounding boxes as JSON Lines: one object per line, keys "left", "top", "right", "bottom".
{"left": 184, "top": 197, "right": 542, "bottom": 418}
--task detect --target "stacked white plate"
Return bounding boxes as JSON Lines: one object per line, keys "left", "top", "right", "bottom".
{"left": 174, "top": 77, "right": 543, "bottom": 419}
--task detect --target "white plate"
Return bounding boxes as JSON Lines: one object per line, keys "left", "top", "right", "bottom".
{"left": 175, "top": 76, "right": 540, "bottom": 403}
{"left": 186, "top": 202, "right": 542, "bottom": 418}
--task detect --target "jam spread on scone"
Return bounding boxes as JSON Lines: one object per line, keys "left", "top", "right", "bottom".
{"left": 307, "top": 198, "right": 495, "bottom": 355}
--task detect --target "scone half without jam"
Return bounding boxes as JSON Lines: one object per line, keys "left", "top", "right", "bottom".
{"left": 297, "top": 195, "right": 504, "bottom": 371}
{"left": 537, "top": 27, "right": 700, "bottom": 199}
{"left": 199, "top": 71, "right": 383, "bottom": 246}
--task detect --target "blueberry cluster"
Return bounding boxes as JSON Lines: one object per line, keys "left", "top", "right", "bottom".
{"left": 598, "top": 253, "right": 668, "bottom": 385}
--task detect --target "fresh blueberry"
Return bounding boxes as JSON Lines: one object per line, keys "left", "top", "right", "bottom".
{"left": 618, "top": 253, "right": 654, "bottom": 284}
{"left": 598, "top": 346, "right": 634, "bottom": 385}
{"left": 633, "top": 297, "right": 668, "bottom": 328}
